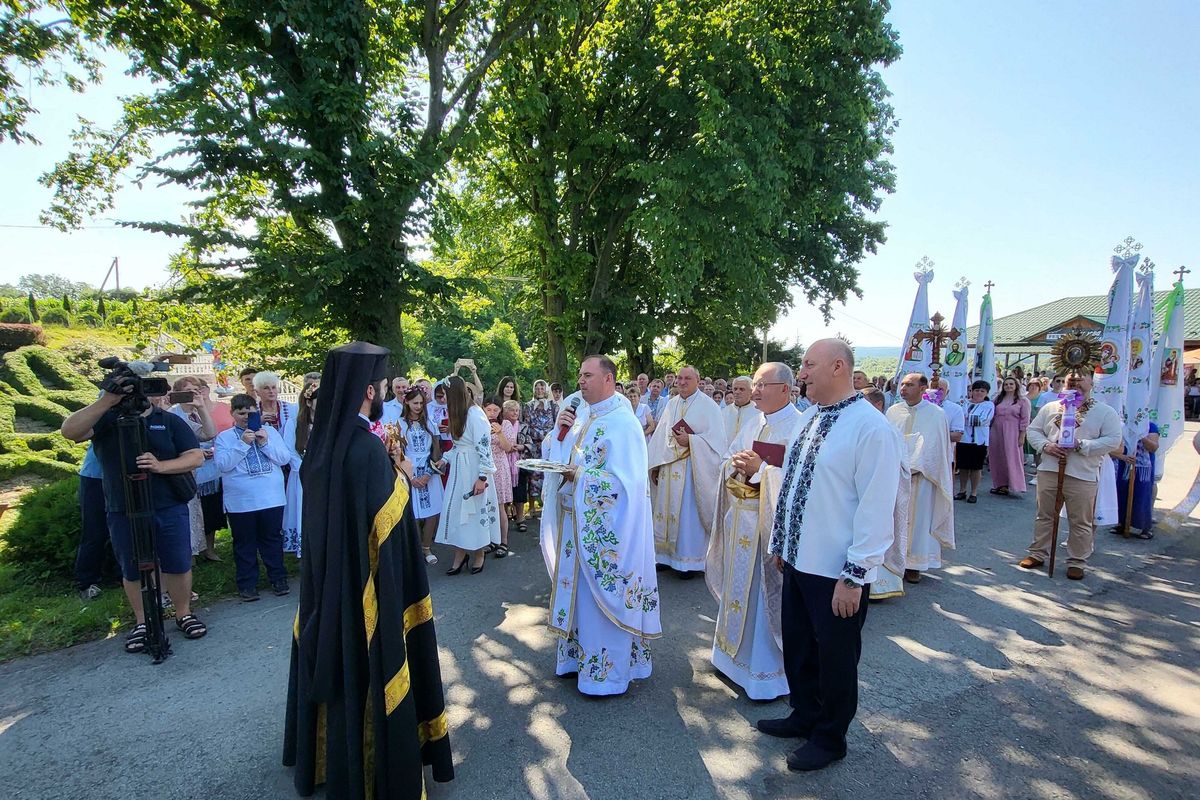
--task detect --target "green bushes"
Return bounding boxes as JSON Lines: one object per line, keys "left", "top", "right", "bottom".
{"left": 0, "top": 477, "right": 82, "bottom": 580}
{"left": 0, "top": 308, "right": 32, "bottom": 324}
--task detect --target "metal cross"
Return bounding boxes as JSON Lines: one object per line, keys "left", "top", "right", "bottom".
{"left": 984, "top": 280, "right": 995, "bottom": 293}
{"left": 1139, "top": 257, "right": 1155, "bottom": 274}
{"left": 955, "top": 277, "right": 970, "bottom": 290}
{"left": 910, "top": 311, "right": 961, "bottom": 384}
{"left": 1113, "top": 236, "right": 1143, "bottom": 258}
{"left": 916, "top": 255, "right": 934, "bottom": 272}
{"left": 1174, "top": 265, "right": 1191, "bottom": 284}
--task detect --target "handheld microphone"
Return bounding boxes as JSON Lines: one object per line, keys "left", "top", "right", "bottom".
{"left": 557, "top": 397, "right": 582, "bottom": 442}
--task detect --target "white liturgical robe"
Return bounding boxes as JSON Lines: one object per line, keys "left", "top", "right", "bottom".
{"left": 722, "top": 401, "right": 758, "bottom": 444}
{"left": 647, "top": 390, "right": 728, "bottom": 572}
{"left": 705, "top": 403, "right": 804, "bottom": 700}
{"left": 540, "top": 391, "right": 661, "bottom": 696}
{"left": 886, "top": 400, "right": 955, "bottom": 571}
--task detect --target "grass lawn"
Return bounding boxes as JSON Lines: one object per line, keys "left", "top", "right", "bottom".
{"left": 0, "top": 523, "right": 301, "bottom": 663}
{"left": 38, "top": 325, "right": 131, "bottom": 350}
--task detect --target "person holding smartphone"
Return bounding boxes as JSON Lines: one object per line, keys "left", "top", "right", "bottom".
{"left": 214, "top": 393, "right": 293, "bottom": 600}
{"left": 169, "top": 376, "right": 222, "bottom": 562}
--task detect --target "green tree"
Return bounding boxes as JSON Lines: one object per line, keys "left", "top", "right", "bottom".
{"left": 26, "top": 290, "right": 38, "bottom": 320}
{"left": 17, "top": 272, "right": 92, "bottom": 299}
{"left": 25, "top": 0, "right": 543, "bottom": 369}
{"left": 453, "top": 0, "right": 900, "bottom": 382}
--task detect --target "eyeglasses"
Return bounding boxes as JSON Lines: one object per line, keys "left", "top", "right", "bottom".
{"left": 751, "top": 381, "right": 789, "bottom": 391}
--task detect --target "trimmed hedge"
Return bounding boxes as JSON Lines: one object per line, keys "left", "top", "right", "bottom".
{"left": 0, "top": 477, "right": 82, "bottom": 580}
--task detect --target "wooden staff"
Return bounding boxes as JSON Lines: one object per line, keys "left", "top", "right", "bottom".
{"left": 1048, "top": 456, "right": 1067, "bottom": 578}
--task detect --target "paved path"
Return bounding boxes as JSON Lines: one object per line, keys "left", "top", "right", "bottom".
{"left": 2, "top": 436, "right": 1198, "bottom": 800}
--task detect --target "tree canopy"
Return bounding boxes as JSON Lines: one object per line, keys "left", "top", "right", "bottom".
{"left": 6, "top": 0, "right": 902, "bottom": 381}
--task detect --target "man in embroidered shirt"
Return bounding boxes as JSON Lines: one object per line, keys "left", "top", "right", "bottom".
{"left": 706, "top": 362, "right": 804, "bottom": 700}
{"left": 886, "top": 373, "right": 955, "bottom": 584}
{"left": 1020, "top": 371, "right": 1121, "bottom": 580}
{"left": 540, "top": 355, "right": 661, "bottom": 696}
{"left": 756, "top": 339, "right": 901, "bottom": 772}
{"left": 647, "top": 365, "right": 728, "bottom": 577}
{"left": 722, "top": 375, "right": 757, "bottom": 442}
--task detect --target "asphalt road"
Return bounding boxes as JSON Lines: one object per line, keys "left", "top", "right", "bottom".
{"left": 1, "top": 477, "right": 1197, "bottom": 800}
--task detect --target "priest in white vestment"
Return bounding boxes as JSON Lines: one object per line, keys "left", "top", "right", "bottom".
{"left": 705, "top": 363, "right": 803, "bottom": 700}
{"left": 756, "top": 340, "right": 902, "bottom": 772}
{"left": 721, "top": 376, "right": 758, "bottom": 443}
{"left": 647, "top": 366, "right": 728, "bottom": 576}
{"left": 886, "top": 373, "right": 955, "bottom": 584}
{"left": 540, "top": 357, "right": 661, "bottom": 696}
{"left": 862, "top": 388, "right": 912, "bottom": 600}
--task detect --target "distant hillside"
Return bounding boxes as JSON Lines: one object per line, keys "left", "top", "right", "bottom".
{"left": 853, "top": 346, "right": 899, "bottom": 360}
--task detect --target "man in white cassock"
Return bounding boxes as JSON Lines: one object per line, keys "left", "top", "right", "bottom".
{"left": 755, "top": 340, "right": 901, "bottom": 772}
{"left": 647, "top": 366, "right": 728, "bottom": 577}
{"left": 706, "top": 363, "right": 803, "bottom": 700}
{"left": 886, "top": 373, "right": 955, "bottom": 584}
{"left": 721, "top": 375, "right": 758, "bottom": 443}
{"left": 539, "top": 356, "right": 661, "bottom": 696}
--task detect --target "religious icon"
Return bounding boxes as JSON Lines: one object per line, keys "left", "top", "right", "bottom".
{"left": 1129, "top": 338, "right": 1145, "bottom": 371}
{"left": 1161, "top": 349, "right": 1179, "bottom": 386}
{"left": 904, "top": 332, "right": 923, "bottom": 361}
{"left": 945, "top": 341, "right": 964, "bottom": 366}
{"left": 1095, "top": 341, "right": 1120, "bottom": 375}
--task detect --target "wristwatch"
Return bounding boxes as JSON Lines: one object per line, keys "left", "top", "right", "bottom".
{"left": 841, "top": 577, "right": 861, "bottom": 589}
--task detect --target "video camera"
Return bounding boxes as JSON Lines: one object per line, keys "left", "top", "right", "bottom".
{"left": 98, "top": 357, "right": 173, "bottom": 415}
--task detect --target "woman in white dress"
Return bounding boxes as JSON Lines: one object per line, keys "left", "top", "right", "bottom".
{"left": 435, "top": 375, "right": 501, "bottom": 574}
{"left": 625, "top": 383, "right": 654, "bottom": 441}
{"left": 281, "top": 376, "right": 318, "bottom": 557}
{"left": 398, "top": 387, "right": 445, "bottom": 565}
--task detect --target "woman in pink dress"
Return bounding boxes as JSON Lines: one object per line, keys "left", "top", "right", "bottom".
{"left": 483, "top": 399, "right": 515, "bottom": 557}
{"left": 989, "top": 376, "right": 1030, "bottom": 495}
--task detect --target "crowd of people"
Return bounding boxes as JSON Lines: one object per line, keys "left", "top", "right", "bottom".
{"left": 60, "top": 342, "right": 1173, "bottom": 784}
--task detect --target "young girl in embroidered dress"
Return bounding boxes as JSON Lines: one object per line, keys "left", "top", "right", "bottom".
{"left": 399, "top": 387, "right": 445, "bottom": 564}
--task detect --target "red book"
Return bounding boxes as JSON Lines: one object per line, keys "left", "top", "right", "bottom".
{"left": 672, "top": 418, "right": 695, "bottom": 436}
{"left": 752, "top": 440, "right": 786, "bottom": 468}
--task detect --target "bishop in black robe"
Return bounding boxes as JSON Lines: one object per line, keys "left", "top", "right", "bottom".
{"left": 284, "top": 341, "right": 453, "bottom": 798}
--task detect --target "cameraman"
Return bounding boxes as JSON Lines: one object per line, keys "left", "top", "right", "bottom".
{"left": 61, "top": 375, "right": 209, "bottom": 653}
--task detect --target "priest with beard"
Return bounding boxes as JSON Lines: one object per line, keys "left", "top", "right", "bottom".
{"left": 647, "top": 365, "right": 728, "bottom": 577}
{"left": 706, "top": 363, "right": 804, "bottom": 700}
{"left": 284, "top": 342, "right": 453, "bottom": 799}
{"left": 886, "top": 372, "right": 955, "bottom": 584}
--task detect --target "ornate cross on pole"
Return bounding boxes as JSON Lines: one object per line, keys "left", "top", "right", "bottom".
{"left": 1174, "top": 265, "right": 1191, "bottom": 284}
{"left": 911, "top": 311, "right": 961, "bottom": 384}
{"left": 1139, "top": 257, "right": 1155, "bottom": 274}
{"left": 984, "top": 280, "right": 995, "bottom": 293}
{"left": 1113, "top": 236, "right": 1143, "bottom": 258}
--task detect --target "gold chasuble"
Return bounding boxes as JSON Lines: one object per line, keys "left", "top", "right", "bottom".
{"left": 285, "top": 341, "right": 452, "bottom": 800}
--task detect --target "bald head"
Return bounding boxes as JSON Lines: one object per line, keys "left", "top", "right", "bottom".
{"left": 899, "top": 372, "right": 929, "bottom": 405}
{"left": 799, "top": 340, "right": 856, "bottom": 405}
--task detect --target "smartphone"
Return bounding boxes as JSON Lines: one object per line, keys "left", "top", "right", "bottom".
{"left": 247, "top": 411, "right": 262, "bottom": 431}
{"left": 168, "top": 391, "right": 194, "bottom": 405}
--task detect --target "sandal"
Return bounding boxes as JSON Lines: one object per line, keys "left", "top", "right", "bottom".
{"left": 483, "top": 543, "right": 498, "bottom": 554}
{"left": 954, "top": 492, "right": 967, "bottom": 500}
{"left": 424, "top": 549, "right": 439, "bottom": 565}
{"left": 1134, "top": 530, "right": 1155, "bottom": 540}
{"left": 125, "top": 623, "right": 147, "bottom": 654}
{"left": 493, "top": 543, "right": 510, "bottom": 559}
{"left": 176, "top": 614, "right": 208, "bottom": 640}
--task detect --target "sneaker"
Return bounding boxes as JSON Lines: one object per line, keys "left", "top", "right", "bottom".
{"left": 78, "top": 584, "right": 102, "bottom": 601}
{"left": 272, "top": 582, "right": 290, "bottom": 596}
{"left": 239, "top": 589, "right": 261, "bottom": 602}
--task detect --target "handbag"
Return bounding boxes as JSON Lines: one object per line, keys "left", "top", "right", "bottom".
{"left": 162, "top": 471, "right": 198, "bottom": 503}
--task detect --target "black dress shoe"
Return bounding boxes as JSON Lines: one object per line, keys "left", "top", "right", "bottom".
{"left": 678, "top": 570, "right": 695, "bottom": 580}
{"left": 786, "top": 742, "right": 846, "bottom": 771}
{"left": 755, "top": 714, "right": 812, "bottom": 739}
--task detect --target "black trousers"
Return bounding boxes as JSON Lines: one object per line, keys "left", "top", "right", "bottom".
{"left": 781, "top": 565, "right": 870, "bottom": 753}
{"left": 74, "top": 475, "right": 112, "bottom": 590}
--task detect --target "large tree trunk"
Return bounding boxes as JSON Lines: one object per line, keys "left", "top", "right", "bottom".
{"left": 539, "top": 241, "right": 569, "bottom": 385}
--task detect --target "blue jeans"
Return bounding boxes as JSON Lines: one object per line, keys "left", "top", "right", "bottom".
{"left": 227, "top": 506, "right": 287, "bottom": 592}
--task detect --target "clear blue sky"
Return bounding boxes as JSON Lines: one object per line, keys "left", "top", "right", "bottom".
{"left": 1, "top": 1, "right": 1197, "bottom": 348}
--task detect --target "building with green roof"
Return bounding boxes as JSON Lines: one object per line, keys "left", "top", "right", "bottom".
{"left": 964, "top": 287, "right": 1200, "bottom": 375}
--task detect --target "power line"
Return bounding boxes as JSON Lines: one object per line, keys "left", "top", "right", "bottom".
{"left": 0, "top": 223, "right": 125, "bottom": 229}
